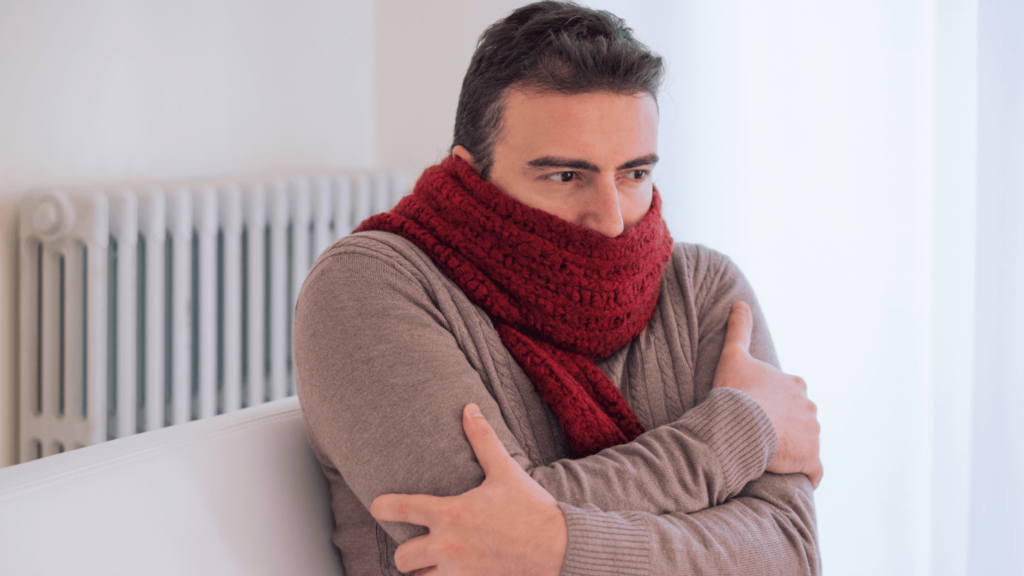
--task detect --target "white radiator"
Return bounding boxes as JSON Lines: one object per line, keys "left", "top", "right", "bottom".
{"left": 0, "top": 171, "right": 408, "bottom": 467}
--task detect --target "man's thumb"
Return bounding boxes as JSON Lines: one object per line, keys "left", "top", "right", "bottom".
{"left": 725, "top": 301, "right": 753, "bottom": 353}
{"left": 463, "top": 403, "right": 514, "bottom": 480}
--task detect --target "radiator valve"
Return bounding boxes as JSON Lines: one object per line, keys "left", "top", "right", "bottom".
{"left": 21, "top": 191, "right": 74, "bottom": 243}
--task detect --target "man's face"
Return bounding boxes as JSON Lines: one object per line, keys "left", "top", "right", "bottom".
{"left": 455, "top": 89, "right": 659, "bottom": 238}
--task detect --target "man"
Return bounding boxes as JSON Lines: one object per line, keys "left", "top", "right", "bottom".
{"left": 293, "top": 2, "right": 822, "bottom": 575}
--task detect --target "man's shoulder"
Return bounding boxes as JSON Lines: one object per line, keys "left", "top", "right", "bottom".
{"left": 312, "top": 230, "right": 427, "bottom": 271}
{"left": 669, "top": 241, "right": 738, "bottom": 288}
{"left": 672, "top": 241, "right": 727, "bottom": 264}
{"left": 299, "top": 230, "right": 491, "bottom": 332}
{"left": 297, "top": 231, "right": 450, "bottom": 317}
{"left": 306, "top": 230, "right": 450, "bottom": 288}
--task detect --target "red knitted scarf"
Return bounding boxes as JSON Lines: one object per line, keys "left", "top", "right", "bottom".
{"left": 355, "top": 156, "right": 674, "bottom": 457}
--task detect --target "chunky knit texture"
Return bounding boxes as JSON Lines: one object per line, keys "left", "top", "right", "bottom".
{"left": 355, "top": 155, "right": 674, "bottom": 457}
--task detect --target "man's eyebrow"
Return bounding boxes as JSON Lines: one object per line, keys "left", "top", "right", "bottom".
{"left": 527, "top": 156, "right": 600, "bottom": 172}
{"left": 617, "top": 154, "right": 659, "bottom": 170}
{"left": 525, "top": 154, "right": 660, "bottom": 172}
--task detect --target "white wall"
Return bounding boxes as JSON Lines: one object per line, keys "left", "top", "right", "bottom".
{"left": 0, "top": 0, "right": 376, "bottom": 197}
{"left": 374, "top": 0, "right": 524, "bottom": 183}
{"left": 0, "top": 0, "right": 376, "bottom": 468}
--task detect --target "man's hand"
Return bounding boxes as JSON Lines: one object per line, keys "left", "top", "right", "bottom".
{"left": 712, "top": 301, "right": 823, "bottom": 488}
{"left": 370, "top": 403, "right": 568, "bottom": 576}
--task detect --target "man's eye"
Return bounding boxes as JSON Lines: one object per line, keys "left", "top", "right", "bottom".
{"left": 628, "top": 169, "right": 648, "bottom": 180}
{"left": 547, "top": 171, "right": 577, "bottom": 183}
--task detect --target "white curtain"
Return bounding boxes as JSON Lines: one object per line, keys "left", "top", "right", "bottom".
{"left": 586, "top": 0, "right": 1022, "bottom": 574}
{"left": 970, "top": 1, "right": 1024, "bottom": 574}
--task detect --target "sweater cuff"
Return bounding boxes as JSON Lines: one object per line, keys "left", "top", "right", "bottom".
{"left": 684, "top": 387, "right": 778, "bottom": 495}
{"left": 557, "top": 502, "right": 651, "bottom": 576}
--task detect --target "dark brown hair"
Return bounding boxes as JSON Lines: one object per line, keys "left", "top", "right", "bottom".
{"left": 452, "top": 1, "right": 665, "bottom": 179}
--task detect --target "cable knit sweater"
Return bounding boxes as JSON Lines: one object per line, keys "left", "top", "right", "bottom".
{"left": 293, "top": 230, "right": 821, "bottom": 576}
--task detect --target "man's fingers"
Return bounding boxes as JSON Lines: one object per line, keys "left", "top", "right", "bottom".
{"left": 393, "top": 533, "right": 436, "bottom": 574}
{"left": 724, "top": 301, "right": 753, "bottom": 353}
{"left": 810, "top": 461, "right": 824, "bottom": 489}
{"left": 370, "top": 493, "right": 439, "bottom": 528}
{"left": 463, "top": 403, "right": 515, "bottom": 480}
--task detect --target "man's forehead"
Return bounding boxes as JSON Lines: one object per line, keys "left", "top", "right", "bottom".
{"left": 498, "top": 89, "right": 659, "bottom": 168}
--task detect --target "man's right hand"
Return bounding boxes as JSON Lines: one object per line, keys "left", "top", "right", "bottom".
{"left": 712, "top": 301, "right": 823, "bottom": 488}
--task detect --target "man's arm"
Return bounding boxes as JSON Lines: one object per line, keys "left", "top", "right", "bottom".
{"left": 682, "top": 244, "right": 822, "bottom": 487}
{"left": 372, "top": 299, "right": 820, "bottom": 575}
{"left": 555, "top": 276, "right": 822, "bottom": 574}
{"left": 374, "top": 413, "right": 818, "bottom": 576}
{"left": 555, "top": 472, "right": 819, "bottom": 575}
{"left": 546, "top": 243, "right": 821, "bottom": 574}
{"left": 293, "top": 237, "right": 774, "bottom": 545}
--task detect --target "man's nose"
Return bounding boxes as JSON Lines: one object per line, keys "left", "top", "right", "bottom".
{"left": 578, "top": 176, "right": 625, "bottom": 238}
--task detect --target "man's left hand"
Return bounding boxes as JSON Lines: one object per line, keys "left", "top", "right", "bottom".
{"left": 370, "top": 403, "right": 568, "bottom": 576}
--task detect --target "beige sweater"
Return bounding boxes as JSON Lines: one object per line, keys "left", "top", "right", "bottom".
{"left": 293, "top": 230, "right": 820, "bottom": 576}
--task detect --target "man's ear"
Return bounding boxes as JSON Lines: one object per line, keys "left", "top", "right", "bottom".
{"left": 452, "top": 145, "right": 476, "bottom": 166}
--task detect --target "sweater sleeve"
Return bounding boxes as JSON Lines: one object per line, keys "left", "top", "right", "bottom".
{"left": 557, "top": 472, "right": 819, "bottom": 575}
{"left": 292, "top": 238, "right": 775, "bottom": 550}
{"left": 552, "top": 246, "right": 821, "bottom": 576}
